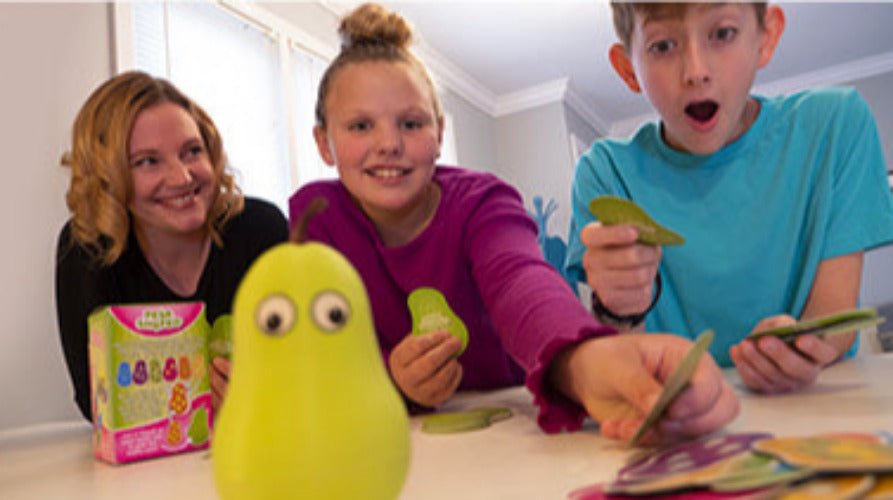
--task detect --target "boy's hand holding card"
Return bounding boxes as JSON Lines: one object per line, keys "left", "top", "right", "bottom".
{"left": 589, "top": 196, "right": 685, "bottom": 247}
{"left": 746, "top": 308, "right": 884, "bottom": 344}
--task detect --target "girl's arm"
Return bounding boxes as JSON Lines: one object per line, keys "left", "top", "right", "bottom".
{"left": 465, "top": 182, "right": 614, "bottom": 432}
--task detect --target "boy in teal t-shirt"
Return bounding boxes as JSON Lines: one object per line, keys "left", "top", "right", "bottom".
{"left": 566, "top": 2, "right": 893, "bottom": 393}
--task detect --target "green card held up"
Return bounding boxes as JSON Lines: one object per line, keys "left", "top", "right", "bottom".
{"left": 747, "top": 307, "right": 885, "bottom": 343}
{"left": 631, "top": 329, "right": 714, "bottom": 445}
{"left": 589, "top": 196, "right": 684, "bottom": 246}
{"left": 408, "top": 287, "right": 469, "bottom": 355}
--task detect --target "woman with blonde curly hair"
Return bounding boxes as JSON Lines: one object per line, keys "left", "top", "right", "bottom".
{"left": 56, "top": 71, "right": 288, "bottom": 420}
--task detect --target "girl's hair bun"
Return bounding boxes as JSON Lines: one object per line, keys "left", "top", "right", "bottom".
{"left": 339, "top": 3, "right": 413, "bottom": 51}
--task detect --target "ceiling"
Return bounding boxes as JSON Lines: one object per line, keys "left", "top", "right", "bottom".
{"left": 359, "top": 1, "right": 893, "bottom": 134}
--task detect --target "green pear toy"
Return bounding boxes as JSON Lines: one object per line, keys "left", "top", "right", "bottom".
{"left": 213, "top": 199, "right": 410, "bottom": 500}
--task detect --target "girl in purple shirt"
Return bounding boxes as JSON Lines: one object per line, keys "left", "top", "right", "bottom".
{"left": 281, "top": 3, "right": 737, "bottom": 441}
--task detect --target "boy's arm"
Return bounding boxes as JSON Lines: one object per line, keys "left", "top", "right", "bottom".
{"left": 730, "top": 252, "right": 862, "bottom": 393}
{"left": 799, "top": 251, "right": 863, "bottom": 355}
{"left": 567, "top": 146, "right": 659, "bottom": 328}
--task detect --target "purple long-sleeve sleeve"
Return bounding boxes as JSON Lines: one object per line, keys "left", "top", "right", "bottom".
{"left": 289, "top": 166, "right": 615, "bottom": 432}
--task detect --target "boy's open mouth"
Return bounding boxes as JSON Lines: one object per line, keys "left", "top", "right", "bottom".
{"left": 685, "top": 101, "right": 719, "bottom": 123}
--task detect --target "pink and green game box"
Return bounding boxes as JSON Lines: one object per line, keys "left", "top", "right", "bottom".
{"left": 88, "top": 302, "right": 213, "bottom": 464}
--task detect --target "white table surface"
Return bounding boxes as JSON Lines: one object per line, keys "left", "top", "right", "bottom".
{"left": 2, "top": 353, "right": 892, "bottom": 500}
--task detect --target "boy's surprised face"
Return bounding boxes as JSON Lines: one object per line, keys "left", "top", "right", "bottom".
{"left": 614, "top": 3, "right": 784, "bottom": 155}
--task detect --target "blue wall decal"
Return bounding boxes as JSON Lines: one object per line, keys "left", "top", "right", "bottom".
{"left": 528, "top": 196, "right": 576, "bottom": 290}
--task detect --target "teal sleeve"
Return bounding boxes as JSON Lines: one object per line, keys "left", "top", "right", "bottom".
{"left": 564, "top": 145, "right": 619, "bottom": 283}
{"left": 824, "top": 90, "right": 893, "bottom": 259}
{"left": 841, "top": 336, "right": 859, "bottom": 360}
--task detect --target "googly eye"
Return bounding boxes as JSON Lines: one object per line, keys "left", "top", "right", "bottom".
{"left": 254, "top": 294, "right": 296, "bottom": 336}
{"left": 311, "top": 291, "right": 351, "bottom": 333}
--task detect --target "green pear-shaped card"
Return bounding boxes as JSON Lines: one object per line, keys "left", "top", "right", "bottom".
{"left": 208, "top": 314, "right": 233, "bottom": 360}
{"left": 187, "top": 407, "right": 210, "bottom": 446}
{"left": 408, "top": 287, "right": 468, "bottom": 355}
{"left": 422, "top": 407, "right": 512, "bottom": 434}
{"left": 630, "top": 329, "right": 713, "bottom": 445}
{"left": 589, "top": 196, "right": 684, "bottom": 246}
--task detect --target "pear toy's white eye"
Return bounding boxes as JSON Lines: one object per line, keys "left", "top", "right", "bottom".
{"left": 254, "top": 294, "right": 296, "bottom": 336}
{"left": 311, "top": 290, "right": 351, "bottom": 333}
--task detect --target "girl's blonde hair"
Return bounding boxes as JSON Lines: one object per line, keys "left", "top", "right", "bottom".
{"left": 61, "top": 71, "right": 243, "bottom": 265}
{"left": 314, "top": 2, "right": 444, "bottom": 130}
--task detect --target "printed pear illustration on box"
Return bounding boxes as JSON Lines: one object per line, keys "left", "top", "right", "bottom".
{"left": 213, "top": 199, "right": 410, "bottom": 500}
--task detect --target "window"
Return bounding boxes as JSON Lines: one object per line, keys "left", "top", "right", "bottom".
{"left": 440, "top": 111, "right": 458, "bottom": 166}
{"left": 118, "top": 1, "right": 331, "bottom": 214}
{"left": 287, "top": 45, "right": 334, "bottom": 185}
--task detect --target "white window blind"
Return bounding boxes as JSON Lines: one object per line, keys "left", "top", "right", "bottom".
{"left": 440, "top": 112, "right": 458, "bottom": 166}
{"left": 288, "top": 45, "right": 333, "bottom": 184}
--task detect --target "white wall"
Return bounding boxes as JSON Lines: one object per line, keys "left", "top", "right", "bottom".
{"left": 850, "top": 73, "right": 893, "bottom": 177}
{"left": 440, "top": 89, "right": 499, "bottom": 172}
{"left": 0, "top": 3, "right": 112, "bottom": 431}
{"left": 563, "top": 103, "right": 599, "bottom": 160}
{"left": 494, "top": 102, "right": 576, "bottom": 243}
{"left": 847, "top": 73, "right": 893, "bottom": 307}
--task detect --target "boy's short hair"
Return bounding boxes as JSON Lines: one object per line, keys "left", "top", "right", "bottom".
{"left": 611, "top": 2, "right": 768, "bottom": 49}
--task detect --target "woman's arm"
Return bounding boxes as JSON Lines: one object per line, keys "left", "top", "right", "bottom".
{"left": 55, "top": 222, "right": 103, "bottom": 421}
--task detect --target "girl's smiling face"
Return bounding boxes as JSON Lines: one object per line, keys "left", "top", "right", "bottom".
{"left": 314, "top": 60, "right": 443, "bottom": 226}
{"left": 127, "top": 101, "right": 216, "bottom": 239}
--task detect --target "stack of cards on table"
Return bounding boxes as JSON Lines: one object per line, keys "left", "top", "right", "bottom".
{"left": 88, "top": 302, "right": 213, "bottom": 464}
{"left": 568, "top": 432, "right": 893, "bottom": 499}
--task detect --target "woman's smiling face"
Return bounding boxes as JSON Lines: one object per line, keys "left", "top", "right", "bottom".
{"left": 127, "top": 101, "right": 216, "bottom": 239}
